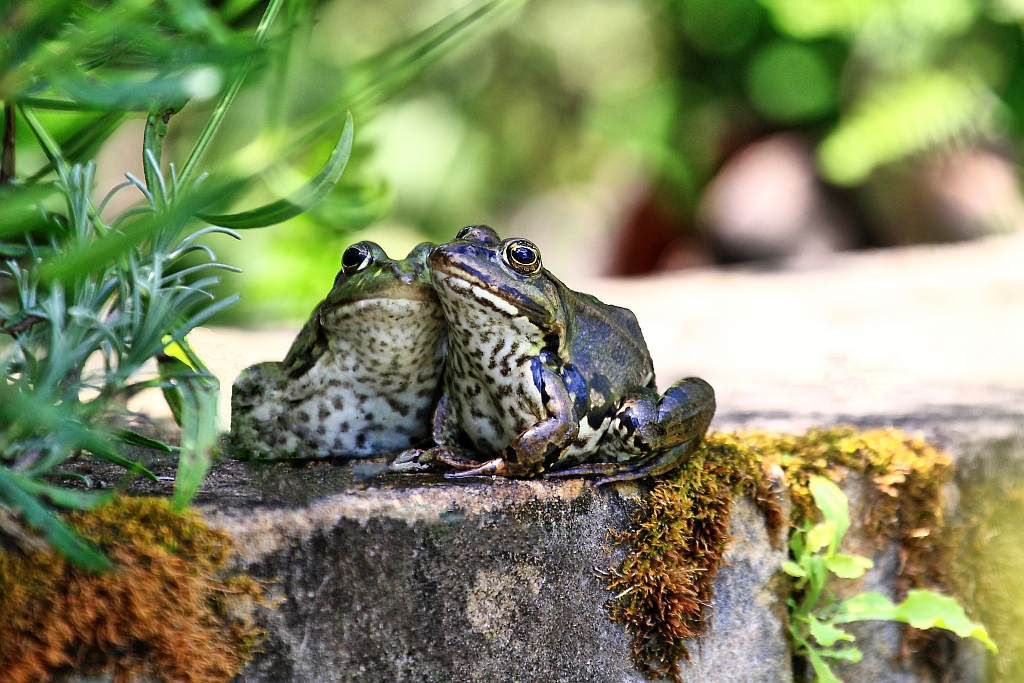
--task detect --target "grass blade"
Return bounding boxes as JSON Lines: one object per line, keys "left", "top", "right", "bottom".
{"left": 177, "top": 0, "right": 286, "bottom": 187}
{"left": 0, "top": 467, "right": 112, "bottom": 572}
{"left": 113, "top": 428, "right": 176, "bottom": 453}
{"left": 3, "top": 469, "right": 114, "bottom": 510}
{"left": 197, "top": 112, "right": 353, "bottom": 228}
{"left": 170, "top": 370, "right": 218, "bottom": 511}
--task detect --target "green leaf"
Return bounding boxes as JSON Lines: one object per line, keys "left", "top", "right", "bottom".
{"left": 198, "top": 112, "right": 354, "bottom": 228}
{"left": 809, "top": 615, "right": 854, "bottom": 647}
{"left": 2, "top": 469, "right": 113, "bottom": 510}
{"left": 806, "top": 520, "right": 836, "bottom": 554}
{"left": 808, "top": 475, "right": 849, "bottom": 550}
{"left": 806, "top": 645, "right": 842, "bottom": 683}
{"left": 833, "top": 590, "right": 898, "bottom": 621}
{"left": 0, "top": 384, "right": 158, "bottom": 482}
{"left": 39, "top": 176, "right": 243, "bottom": 282}
{"left": 157, "top": 354, "right": 191, "bottom": 426}
{"left": 818, "top": 646, "right": 863, "bottom": 663}
{"left": 825, "top": 553, "right": 873, "bottom": 579}
{"left": 171, "top": 372, "right": 219, "bottom": 511}
{"left": 0, "top": 184, "right": 58, "bottom": 235}
{"left": 27, "top": 112, "right": 126, "bottom": 182}
{"left": 896, "top": 591, "right": 997, "bottom": 653}
{"left": 0, "top": 467, "right": 111, "bottom": 572}
{"left": 178, "top": 0, "right": 287, "bottom": 186}
{"left": 165, "top": 337, "right": 218, "bottom": 511}
{"left": 818, "top": 71, "right": 993, "bottom": 185}
{"left": 834, "top": 590, "right": 997, "bottom": 653}
{"left": 782, "top": 560, "right": 807, "bottom": 577}
{"left": 113, "top": 428, "right": 175, "bottom": 453}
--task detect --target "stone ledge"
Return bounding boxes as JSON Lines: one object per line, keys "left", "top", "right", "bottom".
{"left": 200, "top": 474, "right": 789, "bottom": 683}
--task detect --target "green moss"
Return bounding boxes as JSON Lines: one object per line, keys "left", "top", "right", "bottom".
{"left": 0, "top": 496, "right": 263, "bottom": 683}
{"left": 949, "top": 438, "right": 1024, "bottom": 683}
{"left": 605, "top": 427, "right": 954, "bottom": 681}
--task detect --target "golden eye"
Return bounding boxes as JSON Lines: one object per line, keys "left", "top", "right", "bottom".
{"left": 341, "top": 243, "right": 373, "bottom": 275}
{"left": 502, "top": 239, "right": 541, "bottom": 275}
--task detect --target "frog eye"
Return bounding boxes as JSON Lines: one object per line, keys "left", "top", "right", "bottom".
{"left": 456, "top": 226, "right": 476, "bottom": 240}
{"left": 502, "top": 239, "right": 542, "bottom": 275}
{"left": 341, "top": 243, "right": 373, "bottom": 275}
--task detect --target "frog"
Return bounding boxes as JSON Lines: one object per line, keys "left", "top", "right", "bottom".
{"left": 394, "top": 225, "right": 715, "bottom": 486}
{"left": 227, "top": 241, "right": 447, "bottom": 460}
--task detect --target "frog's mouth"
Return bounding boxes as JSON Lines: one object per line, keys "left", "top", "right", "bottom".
{"left": 429, "top": 246, "right": 551, "bottom": 322}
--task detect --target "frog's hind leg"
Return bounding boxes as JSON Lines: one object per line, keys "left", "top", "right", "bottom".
{"left": 592, "top": 438, "right": 701, "bottom": 486}
{"left": 543, "top": 455, "right": 657, "bottom": 479}
{"left": 549, "top": 377, "right": 715, "bottom": 484}
{"left": 657, "top": 377, "right": 715, "bottom": 446}
{"left": 586, "top": 377, "right": 716, "bottom": 484}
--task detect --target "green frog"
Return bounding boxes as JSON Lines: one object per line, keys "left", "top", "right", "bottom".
{"left": 396, "top": 225, "right": 715, "bottom": 485}
{"left": 228, "top": 241, "right": 447, "bottom": 460}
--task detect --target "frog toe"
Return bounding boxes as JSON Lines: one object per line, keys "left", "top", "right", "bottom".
{"left": 444, "top": 457, "right": 505, "bottom": 479}
{"left": 389, "top": 448, "right": 430, "bottom": 473}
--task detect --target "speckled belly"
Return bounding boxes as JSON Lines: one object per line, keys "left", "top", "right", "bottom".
{"left": 229, "top": 299, "right": 446, "bottom": 459}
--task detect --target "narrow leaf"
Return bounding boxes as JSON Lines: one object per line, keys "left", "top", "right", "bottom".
{"left": 806, "top": 646, "right": 842, "bottom": 683}
{"left": 808, "top": 475, "right": 850, "bottom": 550}
{"left": 171, "top": 375, "right": 219, "bottom": 511}
{"left": 114, "top": 428, "right": 176, "bottom": 453}
{"left": 0, "top": 384, "right": 157, "bottom": 481}
{"left": 198, "top": 112, "right": 353, "bottom": 228}
{"left": 4, "top": 471, "right": 114, "bottom": 510}
{"left": 0, "top": 467, "right": 111, "bottom": 572}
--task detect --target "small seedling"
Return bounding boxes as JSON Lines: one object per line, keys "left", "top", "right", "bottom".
{"left": 785, "top": 475, "right": 996, "bottom": 683}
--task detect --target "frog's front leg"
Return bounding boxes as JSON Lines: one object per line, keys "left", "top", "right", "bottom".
{"left": 447, "top": 361, "right": 579, "bottom": 479}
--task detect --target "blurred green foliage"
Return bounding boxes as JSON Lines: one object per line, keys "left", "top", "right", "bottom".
{"left": 217, "top": 0, "right": 1024, "bottom": 319}
{"left": 0, "top": 0, "right": 508, "bottom": 566}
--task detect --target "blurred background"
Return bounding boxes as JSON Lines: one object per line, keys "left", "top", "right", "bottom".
{"left": 90, "top": 0, "right": 1024, "bottom": 323}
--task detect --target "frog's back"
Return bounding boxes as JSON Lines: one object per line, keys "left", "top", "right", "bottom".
{"left": 556, "top": 281, "right": 655, "bottom": 391}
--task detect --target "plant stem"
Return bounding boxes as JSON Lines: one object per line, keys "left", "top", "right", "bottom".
{"left": 19, "top": 105, "right": 68, "bottom": 177}
{"left": 177, "top": 0, "right": 286, "bottom": 187}
{"left": 144, "top": 105, "right": 180, "bottom": 193}
{"left": 1, "top": 102, "right": 15, "bottom": 184}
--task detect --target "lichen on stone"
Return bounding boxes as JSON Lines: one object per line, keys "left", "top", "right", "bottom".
{"left": 604, "top": 427, "right": 954, "bottom": 681}
{"left": 0, "top": 496, "right": 263, "bottom": 683}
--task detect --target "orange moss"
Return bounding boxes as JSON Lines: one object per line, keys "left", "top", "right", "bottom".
{"left": 603, "top": 432, "right": 784, "bottom": 680}
{"left": 0, "top": 496, "right": 262, "bottom": 683}
{"left": 605, "top": 427, "right": 953, "bottom": 681}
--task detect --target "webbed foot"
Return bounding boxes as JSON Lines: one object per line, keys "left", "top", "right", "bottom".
{"left": 389, "top": 448, "right": 431, "bottom": 473}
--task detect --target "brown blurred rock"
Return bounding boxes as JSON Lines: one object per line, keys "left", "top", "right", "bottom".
{"left": 862, "top": 148, "right": 1024, "bottom": 246}
{"left": 697, "top": 133, "right": 857, "bottom": 264}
